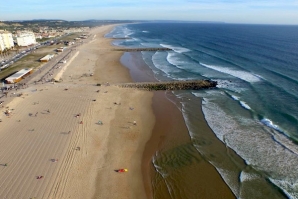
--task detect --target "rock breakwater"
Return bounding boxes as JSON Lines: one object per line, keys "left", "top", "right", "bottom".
{"left": 116, "top": 80, "right": 217, "bottom": 91}
{"left": 111, "top": 47, "right": 172, "bottom": 52}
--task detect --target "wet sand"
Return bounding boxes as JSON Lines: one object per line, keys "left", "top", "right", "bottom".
{"left": 149, "top": 91, "right": 236, "bottom": 199}
{"left": 120, "top": 51, "right": 235, "bottom": 198}
{"left": 0, "top": 24, "right": 235, "bottom": 199}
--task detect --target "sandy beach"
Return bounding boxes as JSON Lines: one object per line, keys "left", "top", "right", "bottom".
{"left": 121, "top": 52, "right": 235, "bottom": 199}
{"left": 0, "top": 25, "right": 154, "bottom": 199}
{"left": 0, "top": 24, "right": 236, "bottom": 199}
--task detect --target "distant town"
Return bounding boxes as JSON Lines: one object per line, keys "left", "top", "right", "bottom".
{"left": 0, "top": 20, "right": 136, "bottom": 81}
{"left": 0, "top": 25, "right": 89, "bottom": 68}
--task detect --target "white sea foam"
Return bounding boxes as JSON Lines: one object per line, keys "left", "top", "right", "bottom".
{"left": 261, "top": 118, "right": 281, "bottom": 132}
{"left": 270, "top": 131, "right": 298, "bottom": 156}
{"left": 269, "top": 178, "right": 298, "bottom": 199}
{"left": 214, "top": 79, "right": 248, "bottom": 93}
{"left": 240, "top": 171, "right": 259, "bottom": 182}
{"left": 215, "top": 168, "right": 241, "bottom": 197}
{"left": 142, "top": 30, "right": 149, "bottom": 33}
{"left": 140, "top": 42, "right": 160, "bottom": 47}
{"left": 239, "top": 101, "right": 251, "bottom": 110}
{"left": 202, "top": 99, "right": 298, "bottom": 199}
{"left": 254, "top": 73, "right": 265, "bottom": 80}
{"left": 231, "top": 95, "right": 240, "bottom": 101}
{"left": 166, "top": 52, "right": 206, "bottom": 77}
{"left": 183, "top": 94, "right": 294, "bottom": 198}
{"left": 200, "top": 62, "right": 261, "bottom": 83}
{"left": 229, "top": 94, "right": 252, "bottom": 110}
{"left": 167, "top": 52, "right": 187, "bottom": 67}
{"left": 259, "top": 118, "right": 297, "bottom": 154}
{"left": 160, "top": 43, "right": 191, "bottom": 53}
{"left": 122, "top": 27, "right": 134, "bottom": 37}
{"left": 111, "top": 26, "right": 133, "bottom": 38}
{"left": 152, "top": 51, "right": 181, "bottom": 77}
{"left": 166, "top": 52, "right": 193, "bottom": 73}
{"left": 191, "top": 90, "right": 218, "bottom": 98}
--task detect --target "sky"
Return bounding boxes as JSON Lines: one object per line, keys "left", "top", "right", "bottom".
{"left": 1, "top": 0, "right": 298, "bottom": 25}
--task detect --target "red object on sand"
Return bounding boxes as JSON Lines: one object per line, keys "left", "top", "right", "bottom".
{"left": 117, "top": 169, "right": 128, "bottom": 173}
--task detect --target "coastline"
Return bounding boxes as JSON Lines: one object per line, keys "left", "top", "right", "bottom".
{"left": 118, "top": 23, "right": 293, "bottom": 199}
{"left": 0, "top": 23, "right": 236, "bottom": 198}
{"left": 120, "top": 51, "right": 235, "bottom": 198}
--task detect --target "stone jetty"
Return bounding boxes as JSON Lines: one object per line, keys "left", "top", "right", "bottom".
{"left": 111, "top": 47, "right": 172, "bottom": 52}
{"left": 115, "top": 80, "right": 217, "bottom": 91}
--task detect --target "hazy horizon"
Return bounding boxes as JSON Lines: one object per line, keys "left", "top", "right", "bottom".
{"left": 1, "top": 0, "right": 298, "bottom": 25}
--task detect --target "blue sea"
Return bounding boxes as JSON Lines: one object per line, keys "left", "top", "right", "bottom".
{"left": 106, "top": 23, "right": 298, "bottom": 198}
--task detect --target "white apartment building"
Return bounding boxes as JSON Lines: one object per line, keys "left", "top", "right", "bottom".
{"left": 16, "top": 32, "right": 36, "bottom": 47}
{"left": 0, "top": 30, "right": 14, "bottom": 51}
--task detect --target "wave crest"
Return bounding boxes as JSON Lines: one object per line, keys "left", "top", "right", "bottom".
{"left": 200, "top": 62, "right": 261, "bottom": 83}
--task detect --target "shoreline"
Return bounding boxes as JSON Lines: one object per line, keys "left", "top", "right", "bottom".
{"left": 120, "top": 51, "right": 235, "bottom": 198}
{"left": 0, "top": 23, "right": 237, "bottom": 198}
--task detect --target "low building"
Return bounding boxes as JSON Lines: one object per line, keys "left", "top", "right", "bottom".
{"left": 56, "top": 47, "right": 65, "bottom": 52}
{"left": 40, "top": 54, "right": 54, "bottom": 62}
{"left": 5, "top": 68, "right": 33, "bottom": 84}
{"left": 16, "top": 32, "right": 36, "bottom": 47}
{"left": 79, "top": 34, "right": 88, "bottom": 39}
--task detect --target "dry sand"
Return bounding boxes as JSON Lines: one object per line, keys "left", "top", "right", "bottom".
{"left": 0, "top": 25, "right": 155, "bottom": 199}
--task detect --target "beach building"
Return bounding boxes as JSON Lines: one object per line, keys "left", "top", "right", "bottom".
{"left": 56, "top": 47, "right": 65, "bottom": 52}
{"left": 0, "top": 39, "right": 3, "bottom": 51}
{"left": 16, "top": 32, "right": 36, "bottom": 47}
{"left": 0, "top": 30, "right": 14, "bottom": 51}
{"left": 40, "top": 54, "right": 54, "bottom": 62}
{"left": 79, "top": 34, "right": 88, "bottom": 39}
{"left": 5, "top": 68, "right": 33, "bottom": 83}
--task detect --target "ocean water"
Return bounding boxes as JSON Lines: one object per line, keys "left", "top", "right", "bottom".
{"left": 106, "top": 23, "right": 298, "bottom": 198}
